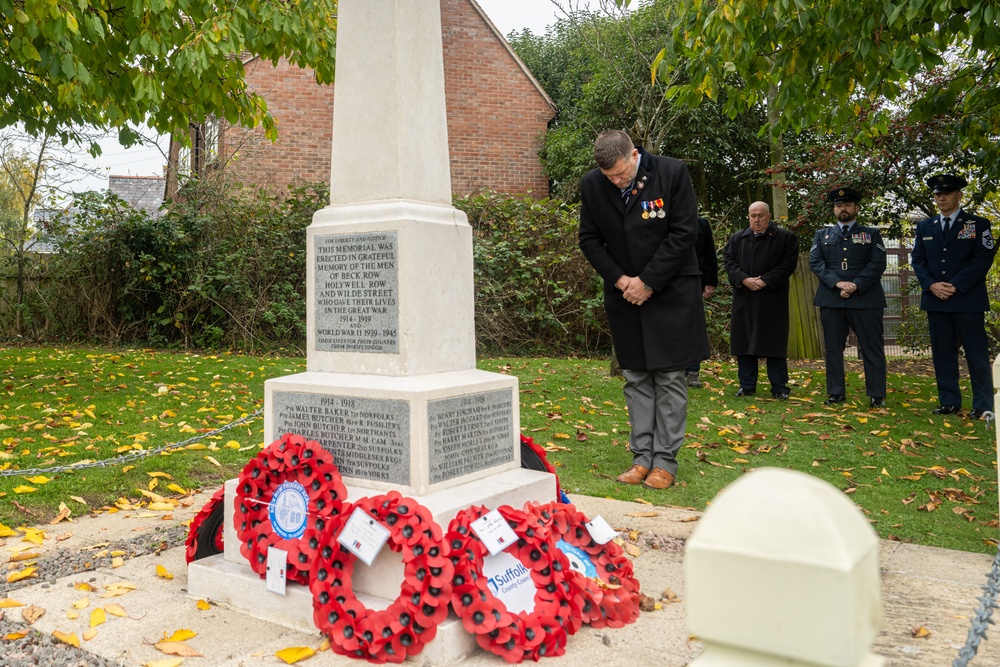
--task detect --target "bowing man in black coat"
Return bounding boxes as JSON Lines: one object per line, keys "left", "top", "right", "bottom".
{"left": 809, "top": 187, "right": 888, "bottom": 408}
{"left": 911, "top": 173, "right": 997, "bottom": 419}
{"left": 723, "top": 201, "right": 799, "bottom": 399}
{"left": 579, "top": 130, "right": 709, "bottom": 490}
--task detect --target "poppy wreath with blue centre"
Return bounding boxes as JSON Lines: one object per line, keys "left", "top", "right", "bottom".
{"left": 447, "top": 504, "right": 582, "bottom": 663}
{"left": 526, "top": 501, "right": 641, "bottom": 629}
{"left": 309, "top": 491, "right": 452, "bottom": 664}
{"left": 185, "top": 486, "right": 226, "bottom": 563}
{"left": 233, "top": 433, "right": 348, "bottom": 584}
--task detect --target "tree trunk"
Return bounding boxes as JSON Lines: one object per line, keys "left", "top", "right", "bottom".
{"left": 769, "top": 84, "right": 822, "bottom": 359}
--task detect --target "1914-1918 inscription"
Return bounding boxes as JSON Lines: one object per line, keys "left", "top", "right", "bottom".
{"left": 314, "top": 232, "right": 399, "bottom": 353}
{"left": 427, "top": 390, "right": 514, "bottom": 484}
{"left": 272, "top": 391, "right": 410, "bottom": 484}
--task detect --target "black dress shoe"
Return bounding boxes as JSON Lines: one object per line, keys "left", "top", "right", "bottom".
{"left": 824, "top": 394, "right": 845, "bottom": 404}
{"left": 967, "top": 409, "right": 986, "bottom": 420}
{"left": 771, "top": 392, "right": 789, "bottom": 400}
{"left": 933, "top": 405, "right": 959, "bottom": 415}
{"left": 869, "top": 397, "right": 885, "bottom": 408}
{"left": 734, "top": 388, "right": 755, "bottom": 397}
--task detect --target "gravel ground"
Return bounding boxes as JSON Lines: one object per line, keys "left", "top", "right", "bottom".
{"left": 1, "top": 525, "right": 187, "bottom": 667}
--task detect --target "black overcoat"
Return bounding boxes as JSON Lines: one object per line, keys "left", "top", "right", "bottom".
{"left": 579, "top": 149, "right": 708, "bottom": 372}
{"left": 911, "top": 210, "right": 996, "bottom": 313}
{"left": 722, "top": 224, "right": 799, "bottom": 358}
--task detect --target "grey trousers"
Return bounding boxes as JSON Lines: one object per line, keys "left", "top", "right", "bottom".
{"left": 622, "top": 369, "right": 688, "bottom": 475}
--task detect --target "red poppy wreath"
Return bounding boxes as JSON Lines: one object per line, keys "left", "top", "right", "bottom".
{"left": 447, "top": 505, "right": 582, "bottom": 663}
{"left": 526, "top": 501, "right": 640, "bottom": 629}
{"left": 233, "top": 433, "right": 348, "bottom": 584}
{"left": 185, "top": 486, "right": 226, "bottom": 563}
{"left": 309, "top": 491, "right": 453, "bottom": 664}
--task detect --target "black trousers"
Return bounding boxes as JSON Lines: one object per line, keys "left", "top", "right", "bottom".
{"left": 928, "top": 311, "right": 995, "bottom": 412}
{"left": 819, "top": 308, "right": 886, "bottom": 397}
{"left": 736, "top": 355, "right": 789, "bottom": 395}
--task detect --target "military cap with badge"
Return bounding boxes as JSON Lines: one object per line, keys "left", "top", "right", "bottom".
{"left": 926, "top": 173, "right": 968, "bottom": 193}
{"left": 826, "top": 187, "right": 863, "bottom": 204}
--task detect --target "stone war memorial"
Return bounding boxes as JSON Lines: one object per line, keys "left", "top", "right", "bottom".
{"left": 187, "top": 0, "right": 642, "bottom": 664}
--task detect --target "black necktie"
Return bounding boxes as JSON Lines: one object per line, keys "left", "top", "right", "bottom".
{"left": 942, "top": 216, "right": 951, "bottom": 233}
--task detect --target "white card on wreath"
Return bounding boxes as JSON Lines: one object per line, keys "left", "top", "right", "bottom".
{"left": 338, "top": 506, "right": 392, "bottom": 566}
{"left": 585, "top": 515, "right": 618, "bottom": 545}
{"left": 265, "top": 547, "right": 288, "bottom": 595}
{"left": 470, "top": 509, "right": 518, "bottom": 556}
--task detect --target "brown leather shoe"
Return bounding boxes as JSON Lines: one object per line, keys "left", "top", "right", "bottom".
{"left": 616, "top": 464, "right": 649, "bottom": 485}
{"left": 643, "top": 468, "right": 675, "bottom": 489}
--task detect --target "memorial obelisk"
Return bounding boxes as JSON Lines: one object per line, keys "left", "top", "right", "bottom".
{"left": 189, "top": 1, "right": 554, "bottom": 659}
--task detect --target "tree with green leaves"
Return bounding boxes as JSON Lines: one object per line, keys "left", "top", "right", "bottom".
{"left": 510, "top": 0, "right": 767, "bottom": 212}
{"left": 0, "top": 0, "right": 337, "bottom": 151}
{"left": 657, "top": 0, "right": 1000, "bottom": 183}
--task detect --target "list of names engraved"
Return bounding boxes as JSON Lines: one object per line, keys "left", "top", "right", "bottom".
{"left": 314, "top": 232, "right": 399, "bottom": 353}
{"left": 427, "top": 390, "right": 515, "bottom": 484}
{"left": 272, "top": 391, "right": 410, "bottom": 484}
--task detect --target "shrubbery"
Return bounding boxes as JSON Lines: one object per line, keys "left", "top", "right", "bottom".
{"left": 6, "top": 185, "right": 742, "bottom": 358}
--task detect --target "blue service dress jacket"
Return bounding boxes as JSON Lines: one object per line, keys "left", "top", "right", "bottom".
{"left": 809, "top": 223, "right": 887, "bottom": 309}
{"left": 910, "top": 210, "right": 996, "bottom": 312}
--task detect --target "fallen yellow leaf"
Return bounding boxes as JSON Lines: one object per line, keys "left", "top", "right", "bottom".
{"left": 6, "top": 567, "right": 38, "bottom": 584}
{"left": 154, "top": 641, "right": 202, "bottom": 657}
{"left": 156, "top": 564, "right": 174, "bottom": 580}
{"left": 912, "top": 626, "right": 931, "bottom": 638}
{"left": 204, "top": 455, "right": 221, "bottom": 466}
{"left": 104, "top": 604, "right": 127, "bottom": 617}
{"left": 166, "top": 483, "right": 187, "bottom": 495}
{"left": 22, "top": 475, "right": 50, "bottom": 485}
{"left": 147, "top": 471, "right": 173, "bottom": 479}
{"left": 69, "top": 496, "right": 88, "bottom": 505}
{"left": 624, "top": 543, "right": 641, "bottom": 557}
{"left": 0, "top": 522, "right": 17, "bottom": 537}
{"left": 625, "top": 511, "right": 659, "bottom": 518}
{"left": 164, "top": 628, "right": 197, "bottom": 642}
{"left": 66, "top": 610, "right": 79, "bottom": 620}
{"left": 52, "top": 630, "right": 80, "bottom": 647}
{"left": 0, "top": 598, "right": 26, "bottom": 608}
{"left": 84, "top": 628, "right": 98, "bottom": 641}
{"left": 90, "top": 607, "right": 107, "bottom": 628}
{"left": 21, "top": 604, "right": 45, "bottom": 624}
{"left": 148, "top": 502, "right": 176, "bottom": 511}
{"left": 4, "top": 630, "right": 29, "bottom": 640}
{"left": 196, "top": 599, "right": 211, "bottom": 611}
{"left": 21, "top": 528, "right": 45, "bottom": 545}
{"left": 72, "top": 597, "right": 90, "bottom": 610}
{"left": 74, "top": 582, "right": 96, "bottom": 591}
{"left": 276, "top": 646, "right": 317, "bottom": 664}
{"left": 9, "top": 551, "right": 41, "bottom": 562}
{"left": 13, "top": 485, "right": 37, "bottom": 494}
{"left": 111, "top": 557, "right": 125, "bottom": 568}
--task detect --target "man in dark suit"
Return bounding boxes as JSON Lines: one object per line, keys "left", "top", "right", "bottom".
{"left": 723, "top": 201, "right": 799, "bottom": 399}
{"left": 911, "top": 173, "right": 997, "bottom": 419}
{"left": 686, "top": 215, "right": 719, "bottom": 388}
{"left": 579, "top": 130, "right": 709, "bottom": 490}
{"left": 809, "top": 187, "right": 888, "bottom": 408}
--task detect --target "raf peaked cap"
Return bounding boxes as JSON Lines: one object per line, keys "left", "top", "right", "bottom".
{"left": 826, "top": 186, "right": 863, "bottom": 204}
{"left": 927, "top": 173, "right": 968, "bottom": 193}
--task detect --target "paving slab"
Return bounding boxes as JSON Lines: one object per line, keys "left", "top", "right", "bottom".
{"left": 1, "top": 491, "right": 997, "bottom": 666}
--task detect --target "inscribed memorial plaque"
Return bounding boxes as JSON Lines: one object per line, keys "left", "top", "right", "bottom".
{"left": 427, "top": 390, "right": 515, "bottom": 484}
{"left": 314, "top": 232, "right": 399, "bottom": 353}
{"left": 271, "top": 391, "right": 410, "bottom": 484}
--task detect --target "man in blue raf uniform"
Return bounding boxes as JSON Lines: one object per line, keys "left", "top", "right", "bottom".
{"left": 809, "top": 187, "right": 888, "bottom": 408}
{"left": 579, "top": 130, "right": 709, "bottom": 490}
{"left": 911, "top": 173, "right": 997, "bottom": 419}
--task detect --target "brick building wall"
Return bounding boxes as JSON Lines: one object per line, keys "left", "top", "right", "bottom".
{"left": 216, "top": 0, "right": 555, "bottom": 197}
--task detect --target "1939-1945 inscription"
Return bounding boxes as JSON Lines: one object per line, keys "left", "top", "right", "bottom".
{"left": 271, "top": 391, "right": 410, "bottom": 484}
{"left": 427, "top": 390, "right": 514, "bottom": 484}
{"left": 314, "top": 232, "right": 399, "bottom": 353}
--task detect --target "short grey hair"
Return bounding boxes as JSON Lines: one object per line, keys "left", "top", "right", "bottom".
{"left": 593, "top": 130, "right": 634, "bottom": 170}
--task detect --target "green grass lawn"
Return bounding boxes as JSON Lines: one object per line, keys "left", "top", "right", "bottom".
{"left": 0, "top": 347, "right": 996, "bottom": 554}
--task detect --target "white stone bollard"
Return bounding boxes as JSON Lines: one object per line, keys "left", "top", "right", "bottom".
{"left": 686, "top": 468, "right": 884, "bottom": 667}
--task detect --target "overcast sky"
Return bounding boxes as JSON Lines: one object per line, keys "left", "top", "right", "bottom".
{"left": 71, "top": 1, "right": 565, "bottom": 193}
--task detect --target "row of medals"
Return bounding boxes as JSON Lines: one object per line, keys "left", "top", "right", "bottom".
{"left": 641, "top": 199, "right": 666, "bottom": 219}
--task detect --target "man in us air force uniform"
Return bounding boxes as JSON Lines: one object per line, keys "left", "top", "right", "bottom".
{"left": 809, "top": 187, "right": 888, "bottom": 408}
{"left": 911, "top": 173, "right": 997, "bottom": 419}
